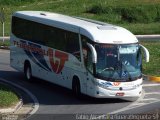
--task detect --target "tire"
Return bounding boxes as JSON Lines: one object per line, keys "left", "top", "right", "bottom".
{"left": 24, "top": 64, "right": 32, "bottom": 81}
{"left": 72, "top": 79, "right": 81, "bottom": 98}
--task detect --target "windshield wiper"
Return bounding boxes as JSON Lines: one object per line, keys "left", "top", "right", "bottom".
{"left": 100, "top": 67, "right": 114, "bottom": 73}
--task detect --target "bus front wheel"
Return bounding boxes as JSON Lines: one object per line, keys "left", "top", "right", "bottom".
{"left": 72, "top": 79, "right": 81, "bottom": 98}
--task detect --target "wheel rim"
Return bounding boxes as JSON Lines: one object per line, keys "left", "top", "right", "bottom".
{"left": 75, "top": 83, "right": 80, "bottom": 95}
{"left": 75, "top": 85, "right": 78, "bottom": 94}
{"left": 26, "top": 67, "right": 31, "bottom": 80}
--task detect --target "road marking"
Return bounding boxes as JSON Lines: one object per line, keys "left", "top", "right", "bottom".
{"left": 110, "top": 100, "right": 160, "bottom": 114}
{"left": 0, "top": 78, "right": 39, "bottom": 116}
{"left": 145, "top": 92, "right": 160, "bottom": 95}
{"left": 109, "top": 89, "right": 145, "bottom": 114}
{"left": 143, "top": 84, "right": 160, "bottom": 87}
{"left": 109, "top": 89, "right": 160, "bottom": 114}
{"left": 142, "top": 98, "right": 159, "bottom": 101}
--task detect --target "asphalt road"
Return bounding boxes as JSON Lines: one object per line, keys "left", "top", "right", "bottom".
{"left": 0, "top": 49, "right": 160, "bottom": 120}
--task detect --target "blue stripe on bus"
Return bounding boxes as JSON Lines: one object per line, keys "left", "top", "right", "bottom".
{"left": 20, "top": 40, "right": 50, "bottom": 72}
{"left": 28, "top": 42, "right": 51, "bottom": 72}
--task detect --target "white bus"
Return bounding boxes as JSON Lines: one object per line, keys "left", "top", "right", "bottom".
{"left": 10, "top": 11, "right": 149, "bottom": 99}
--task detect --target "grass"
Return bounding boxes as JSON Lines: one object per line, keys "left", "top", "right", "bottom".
{"left": 121, "top": 23, "right": 160, "bottom": 35}
{"left": 140, "top": 40, "right": 160, "bottom": 76}
{"left": 0, "top": 40, "right": 10, "bottom": 46}
{"left": 0, "top": 0, "right": 160, "bottom": 36}
{"left": 0, "top": 84, "right": 19, "bottom": 108}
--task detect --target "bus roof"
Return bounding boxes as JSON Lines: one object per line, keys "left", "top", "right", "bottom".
{"left": 13, "top": 11, "right": 138, "bottom": 44}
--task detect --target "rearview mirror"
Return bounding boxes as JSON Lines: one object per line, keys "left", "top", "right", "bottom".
{"left": 87, "top": 43, "right": 97, "bottom": 63}
{"left": 140, "top": 44, "right": 149, "bottom": 62}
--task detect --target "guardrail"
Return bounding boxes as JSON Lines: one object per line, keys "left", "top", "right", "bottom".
{"left": 136, "top": 35, "right": 160, "bottom": 40}
{"left": 0, "top": 35, "right": 160, "bottom": 41}
{"left": 0, "top": 37, "right": 10, "bottom": 40}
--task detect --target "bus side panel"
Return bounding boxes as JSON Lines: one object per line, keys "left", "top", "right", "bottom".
{"left": 10, "top": 36, "right": 25, "bottom": 72}
{"left": 10, "top": 37, "right": 88, "bottom": 96}
{"left": 63, "top": 61, "right": 87, "bottom": 94}
{"left": 43, "top": 48, "right": 87, "bottom": 94}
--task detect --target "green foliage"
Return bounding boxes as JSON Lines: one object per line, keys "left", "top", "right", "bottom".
{"left": 0, "top": 84, "right": 19, "bottom": 108}
{"left": 0, "top": 0, "right": 38, "bottom": 5}
{"left": 140, "top": 41, "right": 160, "bottom": 76}
{"left": 120, "top": 5, "right": 160, "bottom": 23}
{"left": 87, "top": 4, "right": 160, "bottom": 23}
{"left": 121, "top": 22, "right": 160, "bottom": 35}
{"left": 0, "top": 40, "right": 10, "bottom": 46}
{"left": 0, "top": 0, "right": 160, "bottom": 35}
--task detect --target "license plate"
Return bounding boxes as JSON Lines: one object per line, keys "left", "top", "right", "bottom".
{"left": 116, "top": 92, "right": 125, "bottom": 96}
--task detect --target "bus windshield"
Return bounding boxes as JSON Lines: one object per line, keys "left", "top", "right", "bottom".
{"left": 95, "top": 43, "right": 142, "bottom": 81}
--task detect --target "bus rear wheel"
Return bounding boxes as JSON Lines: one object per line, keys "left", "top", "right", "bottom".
{"left": 72, "top": 79, "right": 81, "bottom": 98}
{"left": 24, "top": 63, "right": 32, "bottom": 81}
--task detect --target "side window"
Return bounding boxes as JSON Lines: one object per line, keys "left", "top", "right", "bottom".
{"left": 45, "top": 26, "right": 57, "bottom": 48}
{"left": 12, "top": 17, "right": 17, "bottom": 35}
{"left": 81, "top": 35, "right": 93, "bottom": 73}
{"left": 12, "top": 17, "right": 45, "bottom": 45}
{"left": 55, "top": 29, "right": 66, "bottom": 51}
{"left": 12, "top": 17, "right": 29, "bottom": 39}
{"left": 45, "top": 28, "right": 80, "bottom": 60}
{"left": 23, "top": 20, "right": 33, "bottom": 41}
{"left": 32, "top": 22, "right": 45, "bottom": 45}
{"left": 45, "top": 27, "right": 66, "bottom": 51}
{"left": 66, "top": 32, "right": 80, "bottom": 61}
{"left": 12, "top": 16, "right": 80, "bottom": 57}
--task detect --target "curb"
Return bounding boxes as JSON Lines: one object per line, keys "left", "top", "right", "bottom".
{"left": 0, "top": 100, "right": 23, "bottom": 113}
{"left": 143, "top": 74, "right": 160, "bottom": 83}
{"left": 0, "top": 78, "right": 39, "bottom": 118}
{"left": 149, "top": 76, "right": 160, "bottom": 83}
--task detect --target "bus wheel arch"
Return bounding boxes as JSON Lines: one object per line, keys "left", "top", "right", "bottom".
{"left": 72, "top": 76, "right": 81, "bottom": 97}
{"left": 24, "top": 60, "right": 32, "bottom": 81}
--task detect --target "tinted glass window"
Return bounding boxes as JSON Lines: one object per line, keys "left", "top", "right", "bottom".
{"left": 12, "top": 16, "right": 80, "bottom": 60}
{"left": 12, "top": 17, "right": 45, "bottom": 44}
{"left": 65, "top": 32, "right": 80, "bottom": 60}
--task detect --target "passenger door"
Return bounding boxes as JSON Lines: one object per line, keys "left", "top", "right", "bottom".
{"left": 81, "top": 36, "right": 95, "bottom": 95}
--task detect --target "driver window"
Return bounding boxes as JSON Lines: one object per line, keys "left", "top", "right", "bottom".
{"left": 81, "top": 35, "right": 93, "bottom": 74}
{"left": 137, "top": 48, "right": 142, "bottom": 70}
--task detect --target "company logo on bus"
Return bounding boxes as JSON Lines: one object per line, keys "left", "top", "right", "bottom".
{"left": 48, "top": 48, "right": 68, "bottom": 74}
{"left": 113, "top": 82, "right": 121, "bottom": 86}
{"left": 13, "top": 40, "right": 68, "bottom": 74}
